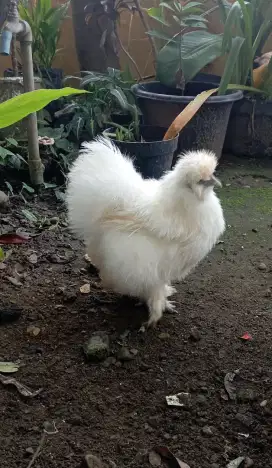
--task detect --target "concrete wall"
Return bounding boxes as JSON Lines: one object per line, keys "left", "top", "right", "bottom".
{"left": 0, "top": 0, "right": 271, "bottom": 78}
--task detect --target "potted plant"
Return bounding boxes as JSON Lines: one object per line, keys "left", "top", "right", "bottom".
{"left": 18, "top": 0, "right": 70, "bottom": 117}
{"left": 59, "top": 68, "right": 177, "bottom": 179}
{"left": 219, "top": 0, "right": 272, "bottom": 157}
{"left": 132, "top": 0, "right": 243, "bottom": 158}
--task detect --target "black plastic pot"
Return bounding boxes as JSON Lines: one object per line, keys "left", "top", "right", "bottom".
{"left": 224, "top": 96, "right": 272, "bottom": 158}
{"left": 39, "top": 67, "right": 64, "bottom": 118}
{"left": 106, "top": 125, "right": 178, "bottom": 179}
{"left": 132, "top": 81, "right": 243, "bottom": 159}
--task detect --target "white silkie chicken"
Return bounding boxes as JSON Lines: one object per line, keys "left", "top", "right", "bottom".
{"left": 66, "top": 137, "right": 225, "bottom": 327}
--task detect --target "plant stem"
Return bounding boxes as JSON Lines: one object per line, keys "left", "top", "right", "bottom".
{"left": 133, "top": 0, "right": 157, "bottom": 60}
{"left": 26, "top": 433, "right": 46, "bottom": 468}
{"left": 116, "top": 35, "right": 143, "bottom": 80}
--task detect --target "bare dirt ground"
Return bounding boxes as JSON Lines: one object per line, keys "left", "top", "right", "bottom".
{"left": 0, "top": 156, "right": 271, "bottom": 468}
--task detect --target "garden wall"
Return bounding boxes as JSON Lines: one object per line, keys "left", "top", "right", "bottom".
{"left": 0, "top": 0, "right": 271, "bottom": 78}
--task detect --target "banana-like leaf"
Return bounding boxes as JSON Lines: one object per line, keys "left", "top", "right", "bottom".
{"left": 0, "top": 87, "right": 87, "bottom": 129}
{"left": 221, "top": 2, "right": 243, "bottom": 54}
{"left": 157, "top": 31, "right": 223, "bottom": 86}
{"left": 163, "top": 88, "right": 218, "bottom": 140}
{"left": 163, "top": 82, "right": 263, "bottom": 141}
{"left": 218, "top": 36, "right": 245, "bottom": 95}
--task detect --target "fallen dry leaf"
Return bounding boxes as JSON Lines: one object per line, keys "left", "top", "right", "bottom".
{"left": 224, "top": 370, "right": 239, "bottom": 401}
{"left": 240, "top": 332, "right": 253, "bottom": 341}
{"left": 80, "top": 283, "right": 91, "bottom": 294}
{"left": 0, "top": 361, "right": 19, "bottom": 373}
{"left": 6, "top": 276, "right": 23, "bottom": 287}
{"left": 166, "top": 392, "right": 190, "bottom": 407}
{"left": 0, "top": 374, "right": 42, "bottom": 397}
{"left": 0, "top": 232, "right": 30, "bottom": 244}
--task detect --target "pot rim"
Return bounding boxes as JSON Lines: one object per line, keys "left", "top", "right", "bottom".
{"left": 103, "top": 125, "right": 179, "bottom": 145}
{"left": 132, "top": 81, "right": 243, "bottom": 104}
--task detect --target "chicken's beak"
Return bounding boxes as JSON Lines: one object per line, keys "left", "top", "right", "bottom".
{"left": 211, "top": 175, "right": 222, "bottom": 188}
{"left": 200, "top": 176, "right": 222, "bottom": 188}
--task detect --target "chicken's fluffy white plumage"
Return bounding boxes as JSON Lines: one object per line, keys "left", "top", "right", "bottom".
{"left": 66, "top": 137, "right": 225, "bottom": 326}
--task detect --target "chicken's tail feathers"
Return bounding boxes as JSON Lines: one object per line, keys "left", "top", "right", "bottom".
{"left": 80, "top": 135, "right": 121, "bottom": 160}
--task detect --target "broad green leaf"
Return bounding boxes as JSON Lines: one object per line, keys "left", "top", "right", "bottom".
{"left": 0, "top": 362, "right": 19, "bottom": 373}
{"left": 22, "top": 183, "right": 35, "bottom": 194}
{"left": 5, "top": 137, "right": 18, "bottom": 147}
{"left": 0, "top": 87, "right": 87, "bottom": 129}
{"left": 147, "top": 30, "right": 173, "bottom": 41}
{"left": 146, "top": 7, "right": 169, "bottom": 25}
{"left": 159, "top": 2, "right": 175, "bottom": 11}
{"left": 22, "top": 209, "right": 38, "bottom": 223}
{"left": 0, "top": 147, "right": 17, "bottom": 159}
{"left": 157, "top": 31, "right": 223, "bottom": 86}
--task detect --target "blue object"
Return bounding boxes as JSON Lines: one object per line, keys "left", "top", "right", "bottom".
{"left": 0, "top": 30, "right": 12, "bottom": 56}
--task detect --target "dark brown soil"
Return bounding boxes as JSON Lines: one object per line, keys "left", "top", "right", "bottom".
{"left": 0, "top": 157, "right": 272, "bottom": 468}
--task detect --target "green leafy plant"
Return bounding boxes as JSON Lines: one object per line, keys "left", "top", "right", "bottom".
{"left": 156, "top": 0, "right": 272, "bottom": 97}
{"left": 63, "top": 68, "right": 140, "bottom": 141}
{"left": 0, "top": 137, "right": 28, "bottom": 169}
{"left": 18, "top": 0, "right": 70, "bottom": 69}
{"left": 149, "top": 0, "right": 224, "bottom": 88}
{"left": 217, "top": 0, "right": 272, "bottom": 95}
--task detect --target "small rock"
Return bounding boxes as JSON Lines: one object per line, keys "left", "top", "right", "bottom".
{"left": 80, "top": 454, "right": 104, "bottom": 468}
{"left": 148, "top": 450, "right": 162, "bottom": 467}
{"left": 63, "top": 290, "right": 77, "bottom": 302}
{"left": 252, "top": 228, "right": 258, "bottom": 233}
{"left": 84, "top": 334, "right": 110, "bottom": 362}
{"left": 260, "top": 400, "right": 268, "bottom": 407}
{"left": 258, "top": 263, "right": 267, "bottom": 271}
{"left": 202, "top": 425, "right": 214, "bottom": 436}
{"left": 27, "top": 325, "right": 41, "bottom": 337}
{"left": 28, "top": 253, "right": 38, "bottom": 264}
{"left": 80, "top": 283, "right": 91, "bottom": 294}
{"left": 102, "top": 356, "right": 116, "bottom": 368}
{"left": 25, "top": 447, "right": 34, "bottom": 456}
{"left": 158, "top": 332, "right": 170, "bottom": 339}
{"left": 117, "top": 347, "right": 135, "bottom": 361}
{"left": 0, "top": 191, "right": 9, "bottom": 210}
{"left": 189, "top": 326, "right": 201, "bottom": 342}
{"left": 130, "top": 348, "right": 138, "bottom": 356}
{"left": 264, "top": 288, "right": 271, "bottom": 298}
{"left": 244, "top": 457, "right": 254, "bottom": 467}
{"left": 237, "top": 388, "right": 257, "bottom": 402}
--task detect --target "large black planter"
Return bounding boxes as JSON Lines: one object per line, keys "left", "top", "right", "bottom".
{"left": 106, "top": 125, "right": 178, "bottom": 179}
{"left": 224, "top": 96, "right": 272, "bottom": 158}
{"left": 132, "top": 81, "right": 243, "bottom": 159}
